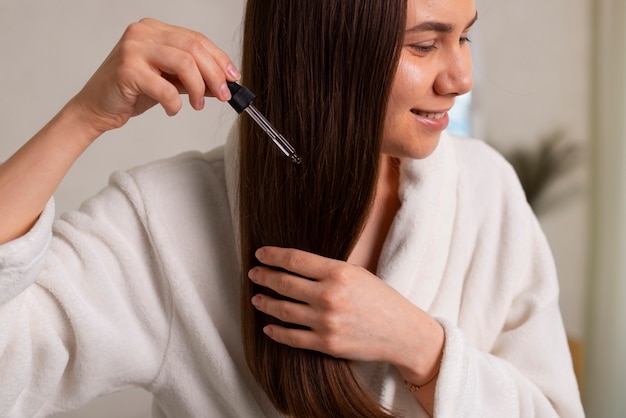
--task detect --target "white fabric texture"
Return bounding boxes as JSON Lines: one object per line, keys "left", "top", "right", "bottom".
{"left": 0, "top": 130, "right": 584, "bottom": 417}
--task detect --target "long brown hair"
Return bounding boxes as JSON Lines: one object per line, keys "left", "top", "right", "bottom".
{"left": 238, "top": 1, "right": 407, "bottom": 416}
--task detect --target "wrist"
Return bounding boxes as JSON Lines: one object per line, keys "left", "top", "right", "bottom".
{"left": 59, "top": 96, "right": 108, "bottom": 145}
{"left": 393, "top": 314, "right": 445, "bottom": 387}
{"left": 404, "top": 367, "right": 440, "bottom": 393}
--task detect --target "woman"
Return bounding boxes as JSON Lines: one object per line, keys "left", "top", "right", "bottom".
{"left": 0, "top": 0, "right": 583, "bottom": 417}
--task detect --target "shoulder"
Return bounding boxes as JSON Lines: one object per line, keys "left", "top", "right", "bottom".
{"left": 441, "top": 132, "right": 544, "bottom": 258}
{"left": 109, "top": 146, "right": 227, "bottom": 201}
{"left": 122, "top": 146, "right": 226, "bottom": 186}
{"left": 446, "top": 133, "right": 519, "bottom": 184}
{"left": 444, "top": 132, "right": 528, "bottom": 209}
{"left": 98, "top": 146, "right": 232, "bottom": 233}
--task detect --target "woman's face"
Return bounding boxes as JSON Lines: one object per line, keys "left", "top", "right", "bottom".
{"left": 382, "top": 0, "right": 477, "bottom": 159}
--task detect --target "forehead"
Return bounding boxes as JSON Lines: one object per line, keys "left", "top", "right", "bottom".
{"left": 406, "top": 0, "right": 476, "bottom": 26}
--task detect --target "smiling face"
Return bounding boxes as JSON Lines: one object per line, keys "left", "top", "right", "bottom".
{"left": 382, "top": 0, "right": 477, "bottom": 159}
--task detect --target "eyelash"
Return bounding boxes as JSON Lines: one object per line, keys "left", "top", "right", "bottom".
{"left": 410, "top": 36, "right": 472, "bottom": 54}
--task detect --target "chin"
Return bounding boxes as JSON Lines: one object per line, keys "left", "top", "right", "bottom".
{"left": 382, "top": 137, "right": 441, "bottom": 160}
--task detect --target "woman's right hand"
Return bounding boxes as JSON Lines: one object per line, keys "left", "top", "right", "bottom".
{"left": 69, "top": 18, "right": 241, "bottom": 136}
{"left": 0, "top": 19, "right": 240, "bottom": 244}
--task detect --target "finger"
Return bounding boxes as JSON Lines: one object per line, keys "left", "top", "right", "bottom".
{"left": 141, "top": 43, "right": 207, "bottom": 110}
{"left": 255, "top": 247, "right": 343, "bottom": 281}
{"left": 138, "top": 18, "right": 240, "bottom": 101}
{"left": 248, "top": 266, "right": 316, "bottom": 302}
{"left": 141, "top": 17, "right": 238, "bottom": 72}
{"left": 157, "top": 29, "right": 232, "bottom": 101}
{"left": 251, "top": 294, "right": 314, "bottom": 328}
{"left": 262, "top": 324, "right": 320, "bottom": 352}
{"left": 129, "top": 66, "right": 182, "bottom": 116}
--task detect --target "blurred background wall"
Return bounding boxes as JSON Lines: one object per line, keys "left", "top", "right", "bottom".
{"left": 585, "top": 0, "right": 626, "bottom": 416}
{"left": 1, "top": 0, "right": 623, "bottom": 416}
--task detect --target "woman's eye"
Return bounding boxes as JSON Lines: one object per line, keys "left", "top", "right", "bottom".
{"left": 408, "top": 34, "right": 471, "bottom": 55}
{"left": 410, "top": 43, "right": 436, "bottom": 54}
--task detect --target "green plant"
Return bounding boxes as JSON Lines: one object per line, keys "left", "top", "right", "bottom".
{"left": 493, "top": 130, "right": 584, "bottom": 213}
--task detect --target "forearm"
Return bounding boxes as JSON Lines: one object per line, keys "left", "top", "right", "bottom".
{"left": 0, "top": 99, "right": 101, "bottom": 244}
{"left": 0, "top": 19, "right": 240, "bottom": 245}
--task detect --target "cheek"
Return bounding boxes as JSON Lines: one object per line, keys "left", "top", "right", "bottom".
{"left": 389, "top": 56, "right": 428, "bottom": 105}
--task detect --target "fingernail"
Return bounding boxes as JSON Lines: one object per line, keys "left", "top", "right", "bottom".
{"left": 251, "top": 295, "right": 261, "bottom": 307}
{"left": 255, "top": 248, "right": 265, "bottom": 261}
{"left": 220, "top": 83, "right": 231, "bottom": 100}
{"left": 227, "top": 64, "right": 241, "bottom": 80}
{"left": 197, "top": 97, "right": 205, "bottom": 110}
{"left": 248, "top": 267, "right": 259, "bottom": 282}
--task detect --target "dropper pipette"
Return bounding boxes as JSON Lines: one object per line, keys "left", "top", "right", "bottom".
{"left": 226, "top": 81, "right": 301, "bottom": 164}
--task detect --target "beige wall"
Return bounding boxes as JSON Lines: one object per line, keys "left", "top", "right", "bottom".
{"left": 0, "top": 0, "right": 592, "bottom": 416}
{"left": 474, "top": 0, "right": 591, "bottom": 343}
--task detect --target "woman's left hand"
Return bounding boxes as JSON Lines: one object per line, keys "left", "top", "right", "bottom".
{"left": 248, "top": 246, "right": 444, "bottom": 382}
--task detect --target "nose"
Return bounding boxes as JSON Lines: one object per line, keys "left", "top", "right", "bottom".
{"left": 434, "top": 50, "right": 473, "bottom": 96}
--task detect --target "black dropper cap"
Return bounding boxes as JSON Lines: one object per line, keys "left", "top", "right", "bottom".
{"left": 226, "top": 81, "right": 256, "bottom": 114}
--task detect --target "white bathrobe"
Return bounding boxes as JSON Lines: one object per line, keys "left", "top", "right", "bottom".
{"left": 0, "top": 130, "right": 584, "bottom": 417}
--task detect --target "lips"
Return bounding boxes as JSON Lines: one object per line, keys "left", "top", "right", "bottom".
{"left": 410, "top": 109, "right": 450, "bottom": 132}
{"left": 412, "top": 110, "right": 447, "bottom": 119}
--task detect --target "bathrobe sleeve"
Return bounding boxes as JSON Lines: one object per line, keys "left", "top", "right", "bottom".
{"left": 0, "top": 170, "right": 171, "bottom": 417}
{"left": 432, "top": 140, "right": 584, "bottom": 417}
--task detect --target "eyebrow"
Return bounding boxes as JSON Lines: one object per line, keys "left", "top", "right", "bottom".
{"left": 406, "top": 11, "right": 478, "bottom": 34}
